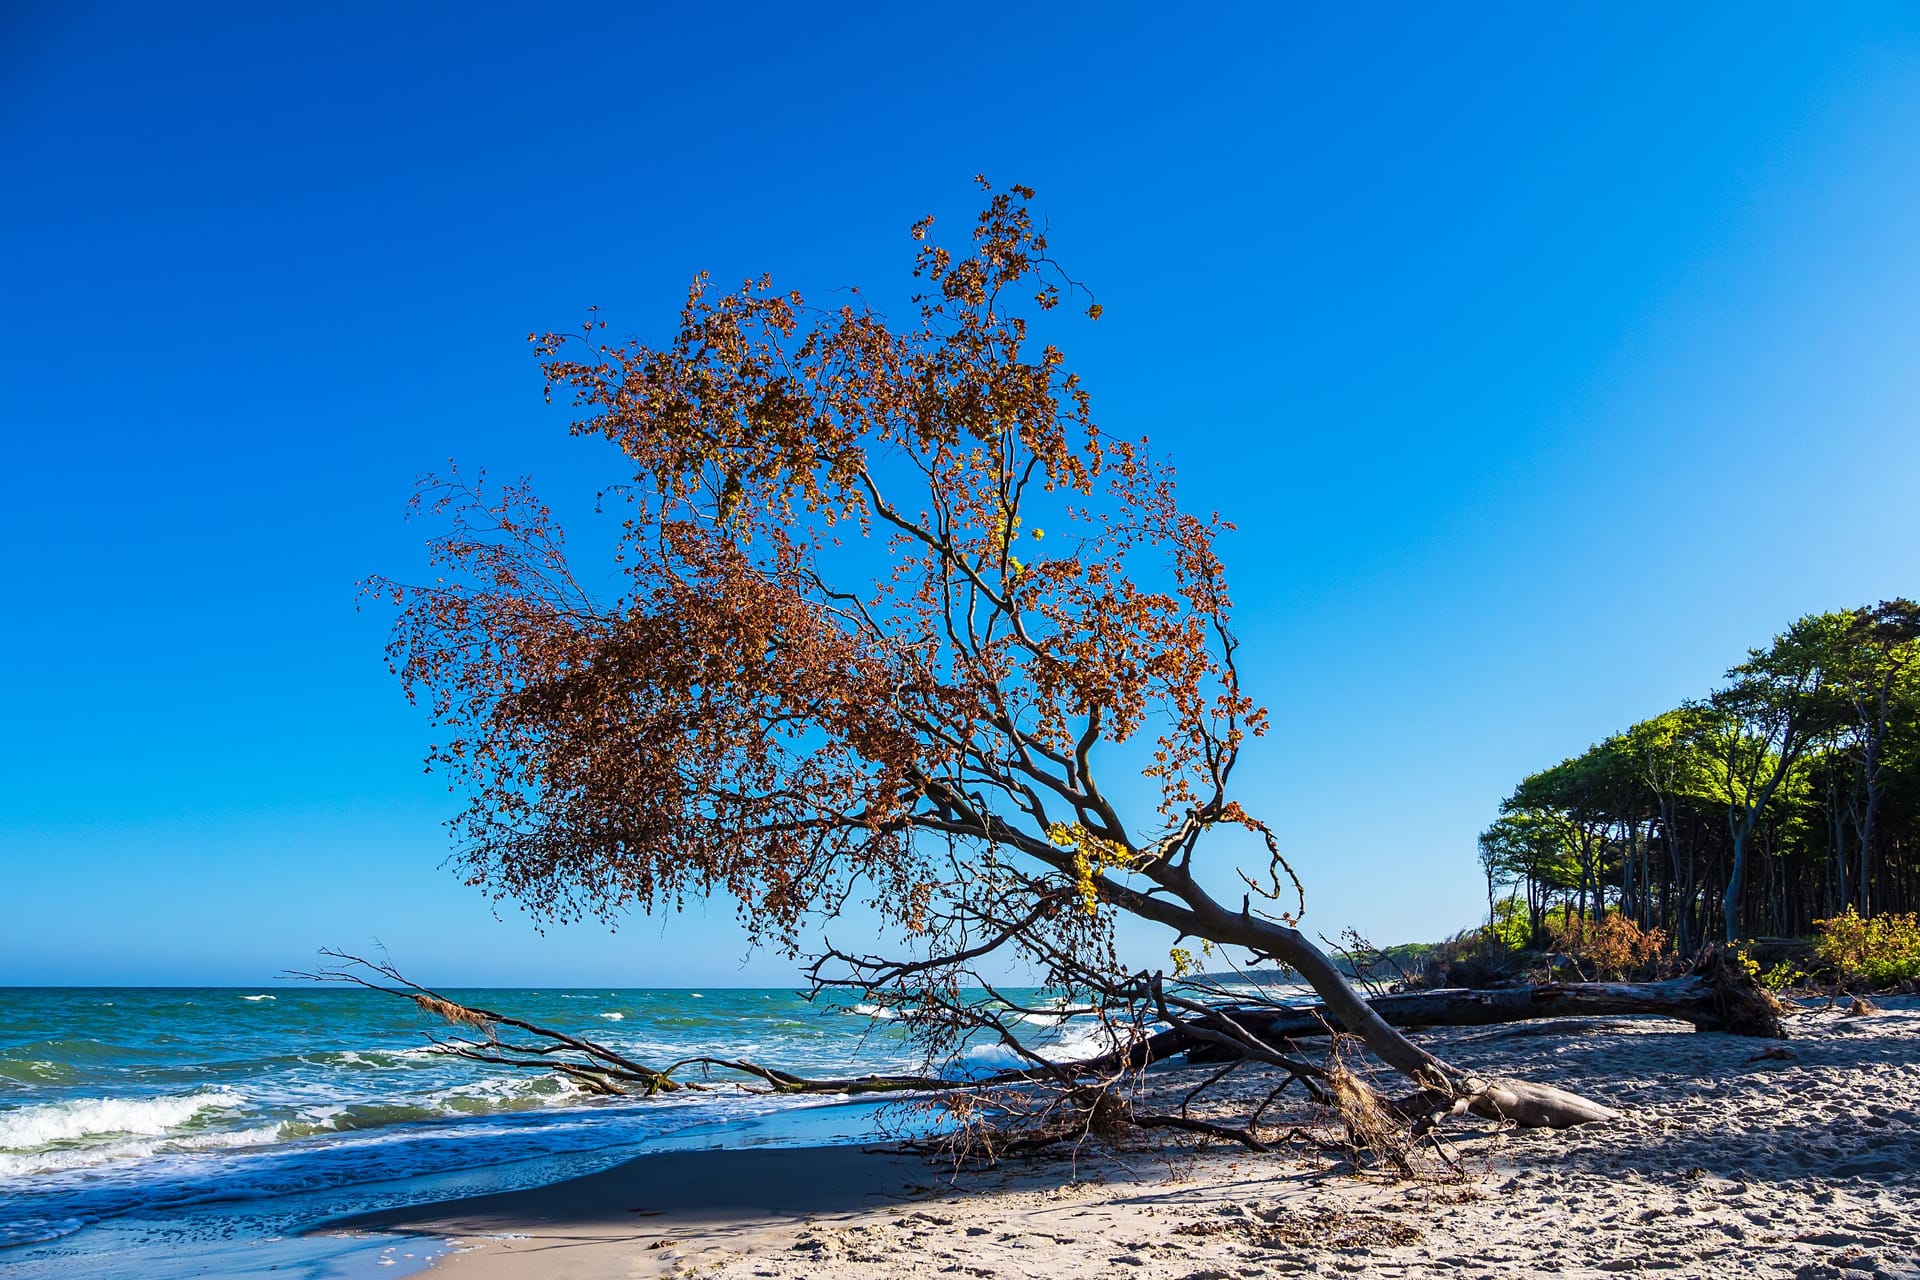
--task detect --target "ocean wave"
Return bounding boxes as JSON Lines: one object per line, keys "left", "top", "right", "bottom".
{"left": 241, "top": 994, "right": 276, "bottom": 1002}
{"left": 275, "top": 1104, "right": 442, "bottom": 1138}
{"left": 1012, "top": 996, "right": 1074, "bottom": 1028}
{"left": 0, "top": 1058, "right": 79, "bottom": 1087}
{"left": 0, "top": 1074, "right": 598, "bottom": 1178}
{"left": 393, "top": 1045, "right": 448, "bottom": 1061}
{"left": 2, "top": 1038, "right": 146, "bottom": 1064}
{"left": 597, "top": 1012, "right": 625, "bottom": 1021}
{"left": 298, "top": 1045, "right": 451, "bottom": 1067}
{"left": 0, "top": 1088, "right": 245, "bottom": 1151}
{"left": 947, "top": 1017, "right": 1120, "bottom": 1076}
{"left": 1041, "top": 1019, "right": 1122, "bottom": 1060}
{"left": 274, "top": 1073, "right": 588, "bottom": 1139}
{"left": 0, "top": 1213, "right": 89, "bottom": 1249}
{"left": 296, "top": 1047, "right": 446, "bottom": 1071}
{"left": 0, "top": 1119, "right": 279, "bottom": 1178}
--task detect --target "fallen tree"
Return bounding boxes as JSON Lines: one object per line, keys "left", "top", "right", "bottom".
{"left": 366, "top": 182, "right": 1642, "bottom": 1146}
{"left": 305, "top": 945, "right": 1785, "bottom": 1153}
{"left": 1204, "top": 950, "right": 1787, "bottom": 1044}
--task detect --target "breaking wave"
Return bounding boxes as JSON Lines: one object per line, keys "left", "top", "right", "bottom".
{"left": 0, "top": 1088, "right": 244, "bottom": 1151}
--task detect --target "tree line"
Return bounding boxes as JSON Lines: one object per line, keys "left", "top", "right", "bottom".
{"left": 1480, "top": 600, "right": 1920, "bottom": 950}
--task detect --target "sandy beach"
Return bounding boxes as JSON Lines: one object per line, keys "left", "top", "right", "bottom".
{"left": 328, "top": 997, "right": 1920, "bottom": 1280}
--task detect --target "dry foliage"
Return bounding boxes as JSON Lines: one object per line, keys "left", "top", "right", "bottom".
{"left": 1549, "top": 914, "right": 1669, "bottom": 980}
{"left": 368, "top": 182, "right": 1273, "bottom": 964}
{"left": 413, "top": 992, "right": 493, "bottom": 1033}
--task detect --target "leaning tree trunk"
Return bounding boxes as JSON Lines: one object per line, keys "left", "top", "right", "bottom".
{"left": 1121, "top": 873, "right": 1627, "bottom": 1129}
{"left": 1233, "top": 918, "right": 1620, "bottom": 1127}
{"left": 1125, "top": 952, "right": 1782, "bottom": 1129}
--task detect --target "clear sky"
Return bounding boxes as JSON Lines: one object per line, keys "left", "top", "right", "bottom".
{"left": 4, "top": 4, "right": 1918, "bottom": 986}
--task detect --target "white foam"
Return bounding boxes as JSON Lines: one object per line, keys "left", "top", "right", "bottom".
{"left": 0, "top": 1214, "right": 89, "bottom": 1248}
{"left": 0, "top": 1088, "right": 245, "bottom": 1151}
{"left": 597, "top": 1012, "right": 625, "bottom": 1021}
{"left": 1042, "top": 1018, "right": 1122, "bottom": 1060}
{"left": 948, "top": 1016, "right": 1121, "bottom": 1076}
{"left": 242, "top": 994, "right": 276, "bottom": 1002}
{"left": 0, "top": 1121, "right": 279, "bottom": 1177}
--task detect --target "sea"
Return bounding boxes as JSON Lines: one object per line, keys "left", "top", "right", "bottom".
{"left": 0, "top": 984, "right": 1165, "bottom": 1278}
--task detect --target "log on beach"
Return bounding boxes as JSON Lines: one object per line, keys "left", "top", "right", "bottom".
{"left": 1234, "top": 972, "right": 1778, "bottom": 1038}
{"left": 1172, "top": 961, "right": 1787, "bottom": 1064}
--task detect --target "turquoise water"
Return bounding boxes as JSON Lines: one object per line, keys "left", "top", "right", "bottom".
{"left": 0, "top": 982, "right": 1304, "bottom": 1276}
{"left": 0, "top": 986, "right": 972, "bottom": 1276}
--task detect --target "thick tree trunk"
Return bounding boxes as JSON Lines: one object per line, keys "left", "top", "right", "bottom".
{"left": 1723, "top": 827, "right": 1749, "bottom": 942}
{"left": 1860, "top": 779, "right": 1875, "bottom": 916}
{"left": 1179, "top": 905, "right": 1624, "bottom": 1128}
{"left": 1216, "top": 970, "right": 1785, "bottom": 1043}
{"left": 1150, "top": 953, "right": 1781, "bottom": 1130}
{"left": 1096, "top": 862, "right": 1630, "bottom": 1129}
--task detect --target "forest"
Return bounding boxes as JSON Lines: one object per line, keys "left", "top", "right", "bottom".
{"left": 1478, "top": 600, "right": 1920, "bottom": 954}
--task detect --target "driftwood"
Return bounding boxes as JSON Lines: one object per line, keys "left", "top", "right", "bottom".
{"left": 1208, "top": 973, "right": 1783, "bottom": 1046}
{"left": 1172, "top": 949, "right": 1785, "bottom": 1069}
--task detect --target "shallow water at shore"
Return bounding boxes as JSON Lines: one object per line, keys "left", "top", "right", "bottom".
{"left": 4, "top": 1094, "right": 906, "bottom": 1279}
{"left": 0, "top": 982, "right": 1305, "bottom": 1276}
{"left": 0, "top": 986, "right": 936, "bottom": 1275}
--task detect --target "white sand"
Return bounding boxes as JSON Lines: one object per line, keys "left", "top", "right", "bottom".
{"left": 332, "top": 998, "right": 1920, "bottom": 1279}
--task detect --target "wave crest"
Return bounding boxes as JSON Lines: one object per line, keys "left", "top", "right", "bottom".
{"left": 0, "top": 1088, "right": 245, "bottom": 1151}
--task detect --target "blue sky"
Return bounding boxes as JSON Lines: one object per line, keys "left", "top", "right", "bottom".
{"left": 3, "top": 4, "right": 1918, "bottom": 985}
